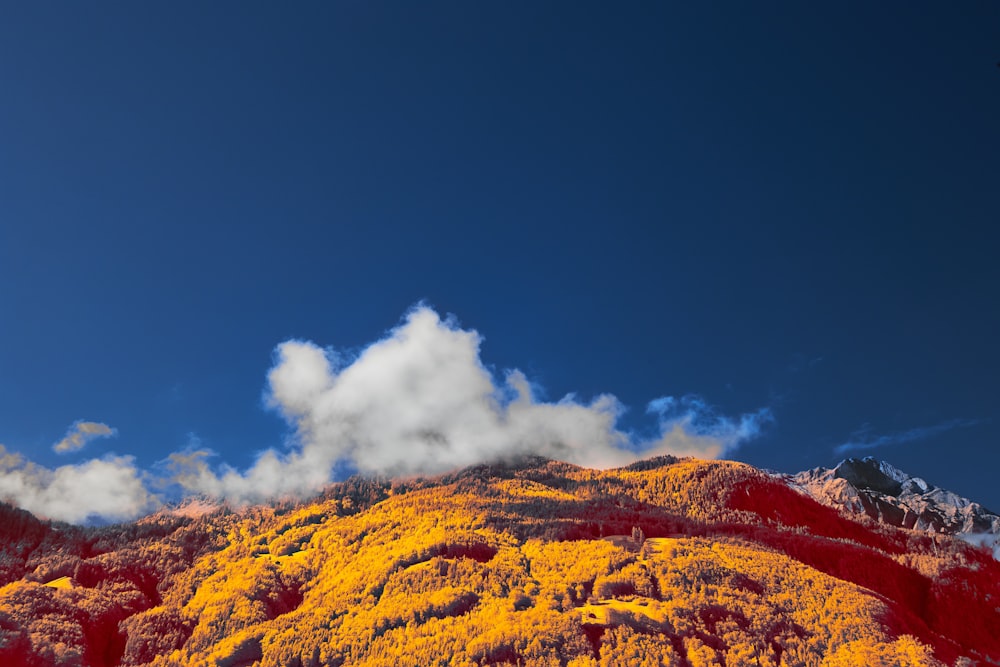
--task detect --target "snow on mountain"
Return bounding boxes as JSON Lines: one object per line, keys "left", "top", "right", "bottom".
{"left": 787, "top": 456, "right": 1000, "bottom": 559}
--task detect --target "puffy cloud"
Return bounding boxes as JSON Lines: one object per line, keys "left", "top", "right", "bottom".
{"left": 173, "top": 306, "right": 773, "bottom": 504}
{"left": 53, "top": 420, "right": 116, "bottom": 453}
{"left": 0, "top": 306, "right": 774, "bottom": 520}
{"left": 0, "top": 444, "right": 157, "bottom": 524}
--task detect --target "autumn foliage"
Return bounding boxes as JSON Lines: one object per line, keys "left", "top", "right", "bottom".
{"left": 1, "top": 456, "right": 998, "bottom": 666}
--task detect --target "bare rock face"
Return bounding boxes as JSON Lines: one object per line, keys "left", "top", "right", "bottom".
{"left": 789, "top": 457, "right": 1000, "bottom": 558}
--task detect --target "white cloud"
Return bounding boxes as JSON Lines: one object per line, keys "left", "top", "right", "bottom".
{"left": 0, "top": 306, "right": 774, "bottom": 520}
{"left": 53, "top": 420, "right": 116, "bottom": 453}
{"left": 0, "top": 444, "right": 157, "bottom": 524}
{"left": 172, "top": 306, "right": 773, "bottom": 504}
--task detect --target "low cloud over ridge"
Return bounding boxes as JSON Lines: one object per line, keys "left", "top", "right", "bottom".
{"left": 173, "top": 306, "right": 773, "bottom": 505}
{"left": 1, "top": 306, "right": 773, "bottom": 522}
{"left": 0, "top": 445, "right": 156, "bottom": 524}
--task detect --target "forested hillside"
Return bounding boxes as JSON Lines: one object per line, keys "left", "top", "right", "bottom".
{"left": 1, "top": 456, "right": 998, "bottom": 666}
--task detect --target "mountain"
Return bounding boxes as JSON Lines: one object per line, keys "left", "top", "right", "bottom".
{"left": 1, "top": 456, "right": 999, "bottom": 666}
{"left": 790, "top": 456, "right": 1000, "bottom": 559}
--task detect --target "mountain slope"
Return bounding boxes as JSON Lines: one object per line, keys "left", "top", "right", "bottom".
{"left": 1, "top": 456, "right": 998, "bottom": 666}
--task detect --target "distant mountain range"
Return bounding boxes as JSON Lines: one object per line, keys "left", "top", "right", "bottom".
{"left": 1, "top": 455, "right": 998, "bottom": 666}
{"left": 788, "top": 456, "right": 1000, "bottom": 559}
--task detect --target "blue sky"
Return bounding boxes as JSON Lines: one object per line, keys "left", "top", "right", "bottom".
{"left": 1, "top": 2, "right": 998, "bottom": 521}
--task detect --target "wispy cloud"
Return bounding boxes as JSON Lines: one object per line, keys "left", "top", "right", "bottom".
{"left": 53, "top": 420, "right": 117, "bottom": 453}
{"left": 787, "top": 353, "right": 824, "bottom": 374}
{"left": 646, "top": 396, "right": 774, "bottom": 459}
{"left": 834, "top": 418, "right": 984, "bottom": 456}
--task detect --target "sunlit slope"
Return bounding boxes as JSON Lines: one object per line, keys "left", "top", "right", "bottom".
{"left": 1, "top": 457, "right": 998, "bottom": 666}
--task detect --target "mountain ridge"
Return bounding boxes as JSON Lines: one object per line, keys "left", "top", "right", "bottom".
{"left": 1, "top": 455, "right": 998, "bottom": 666}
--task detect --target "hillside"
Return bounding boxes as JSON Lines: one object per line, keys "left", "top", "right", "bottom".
{"left": 1, "top": 456, "right": 998, "bottom": 666}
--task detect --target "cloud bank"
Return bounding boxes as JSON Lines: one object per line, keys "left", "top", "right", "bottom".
{"left": 1, "top": 306, "right": 773, "bottom": 522}
{"left": 53, "top": 420, "right": 116, "bottom": 453}
{"left": 834, "top": 418, "right": 983, "bottom": 456}
{"left": 0, "top": 445, "right": 156, "bottom": 524}
{"left": 172, "top": 306, "right": 773, "bottom": 505}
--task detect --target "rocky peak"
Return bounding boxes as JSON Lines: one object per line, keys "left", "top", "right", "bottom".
{"left": 833, "top": 457, "right": 906, "bottom": 496}
{"left": 788, "top": 457, "right": 1000, "bottom": 559}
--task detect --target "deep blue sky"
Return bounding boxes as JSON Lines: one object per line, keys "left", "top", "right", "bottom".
{"left": 2, "top": 3, "right": 998, "bottom": 511}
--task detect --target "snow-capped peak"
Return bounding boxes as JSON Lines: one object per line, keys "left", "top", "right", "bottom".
{"left": 788, "top": 457, "right": 1000, "bottom": 559}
